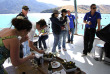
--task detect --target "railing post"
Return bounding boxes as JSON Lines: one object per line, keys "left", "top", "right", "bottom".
{"left": 74, "top": 0, "right": 78, "bottom": 34}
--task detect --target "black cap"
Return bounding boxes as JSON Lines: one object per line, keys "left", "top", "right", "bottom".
{"left": 22, "top": 6, "right": 30, "bottom": 11}
{"left": 61, "top": 9, "right": 67, "bottom": 13}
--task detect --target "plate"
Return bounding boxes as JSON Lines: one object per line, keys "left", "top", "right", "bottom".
{"left": 51, "top": 61, "right": 60, "bottom": 68}
{"left": 52, "top": 69, "right": 66, "bottom": 74}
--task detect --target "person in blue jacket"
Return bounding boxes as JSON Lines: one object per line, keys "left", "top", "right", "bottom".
{"left": 67, "top": 9, "right": 75, "bottom": 44}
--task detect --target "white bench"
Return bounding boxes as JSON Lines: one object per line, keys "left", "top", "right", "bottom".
{"left": 94, "top": 44, "right": 104, "bottom": 61}
{"left": 94, "top": 44, "right": 110, "bottom": 64}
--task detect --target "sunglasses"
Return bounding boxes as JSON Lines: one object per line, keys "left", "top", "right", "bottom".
{"left": 92, "top": 7, "right": 97, "bottom": 9}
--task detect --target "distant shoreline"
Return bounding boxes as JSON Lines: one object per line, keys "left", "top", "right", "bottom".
{"left": 0, "top": 13, "right": 110, "bottom": 14}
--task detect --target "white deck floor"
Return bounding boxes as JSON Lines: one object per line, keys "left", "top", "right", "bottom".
{"left": 3, "top": 34, "right": 110, "bottom": 74}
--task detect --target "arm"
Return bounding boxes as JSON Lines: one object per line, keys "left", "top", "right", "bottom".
{"left": 97, "top": 19, "right": 101, "bottom": 31}
{"left": 10, "top": 38, "right": 34, "bottom": 66}
{"left": 83, "top": 13, "right": 91, "bottom": 25}
{"left": 34, "top": 33, "right": 39, "bottom": 37}
{"left": 83, "top": 20, "right": 88, "bottom": 24}
{"left": 67, "top": 17, "right": 70, "bottom": 30}
{"left": 67, "top": 23, "right": 71, "bottom": 34}
{"left": 28, "top": 28, "right": 44, "bottom": 53}
{"left": 83, "top": 13, "right": 92, "bottom": 25}
{"left": 28, "top": 40, "right": 44, "bottom": 53}
{"left": 41, "top": 26, "right": 49, "bottom": 35}
{"left": 96, "top": 13, "right": 101, "bottom": 31}
{"left": 67, "top": 17, "right": 71, "bottom": 34}
{"left": 41, "top": 33, "right": 48, "bottom": 35}
{"left": 83, "top": 13, "right": 88, "bottom": 24}
{"left": 38, "top": 31, "right": 41, "bottom": 36}
{"left": 50, "top": 17, "right": 66, "bottom": 26}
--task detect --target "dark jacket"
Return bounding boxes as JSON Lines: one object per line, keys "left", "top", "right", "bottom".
{"left": 50, "top": 17, "right": 66, "bottom": 35}
{"left": 96, "top": 24, "right": 110, "bottom": 43}
{"left": 96, "top": 24, "right": 110, "bottom": 58}
{"left": 16, "top": 12, "right": 28, "bottom": 20}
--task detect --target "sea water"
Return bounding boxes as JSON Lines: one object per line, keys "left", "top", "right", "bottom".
{"left": 0, "top": 13, "right": 110, "bottom": 35}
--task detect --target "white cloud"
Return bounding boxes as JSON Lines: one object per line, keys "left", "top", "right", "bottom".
{"left": 77, "top": 0, "right": 110, "bottom": 5}
{"left": 37, "top": 0, "right": 73, "bottom": 6}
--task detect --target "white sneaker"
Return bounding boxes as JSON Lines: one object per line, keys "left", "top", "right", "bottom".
{"left": 44, "top": 48, "right": 47, "bottom": 51}
{"left": 53, "top": 52, "right": 56, "bottom": 55}
{"left": 53, "top": 52, "right": 58, "bottom": 56}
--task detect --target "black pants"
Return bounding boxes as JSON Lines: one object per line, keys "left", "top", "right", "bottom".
{"left": 104, "top": 43, "right": 110, "bottom": 58}
{"left": 39, "top": 35, "right": 48, "bottom": 49}
{"left": 20, "top": 44, "right": 23, "bottom": 58}
{"left": 83, "top": 28, "right": 96, "bottom": 55}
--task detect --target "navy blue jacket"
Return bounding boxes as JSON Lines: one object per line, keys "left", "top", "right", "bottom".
{"left": 50, "top": 17, "right": 66, "bottom": 35}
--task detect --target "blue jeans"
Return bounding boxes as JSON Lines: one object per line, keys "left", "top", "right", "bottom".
{"left": 58, "top": 30, "right": 67, "bottom": 49}
{"left": 67, "top": 28, "right": 75, "bottom": 42}
{"left": 23, "top": 41, "right": 30, "bottom": 56}
{"left": 52, "top": 33, "right": 61, "bottom": 52}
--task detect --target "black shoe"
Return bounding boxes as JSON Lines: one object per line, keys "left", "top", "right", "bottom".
{"left": 94, "top": 57, "right": 100, "bottom": 61}
{"left": 71, "top": 41, "right": 73, "bottom": 44}
{"left": 66, "top": 41, "right": 70, "bottom": 43}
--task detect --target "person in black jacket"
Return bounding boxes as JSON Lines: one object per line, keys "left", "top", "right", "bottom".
{"left": 50, "top": 10, "right": 67, "bottom": 54}
{"left": 16, "top": 6, "right": 30, "bottom": 20}
{"left": 96, "top": 24, "right": 110, "bottom": 58}
{"left": 16, "top": 6, "right": 30, "bottom": 58}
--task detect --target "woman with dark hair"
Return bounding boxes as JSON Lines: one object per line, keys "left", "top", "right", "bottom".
{"left": 58, "top": 9, "right": 70, "bottom": 52}
{"left": 0, "top": 18, "right": 34, "bottom": 73}
{"left": 50, "top": 10, "right": 67, "bottom": 54}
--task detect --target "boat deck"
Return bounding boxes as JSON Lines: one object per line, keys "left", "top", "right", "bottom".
{"left": 3, "top": 34, "right": 110, "bottom": 74}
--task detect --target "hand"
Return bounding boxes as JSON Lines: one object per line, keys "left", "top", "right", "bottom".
{"left": 31, "top": 52, "right": 35, "bottom": 55}
{"left": 97, "top": 28, "right": 100, "bottom": 31}
{"left": 61, "top": 26, "right": 65, "bottom": 30}
{"left": 34, "top": 35, "right": 39, "bottom": 37}
{"left": 87, "top": 21, "right": 92, "bottom": 25}
{"left": 38, "top": 50, "right": 44, "bottom": 54}
{"left": 28, "top": 53, "right": 35, "bottom": 59}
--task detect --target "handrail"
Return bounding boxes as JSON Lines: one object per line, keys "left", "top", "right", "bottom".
{"left": 77, "top": 23, "right": 85, "bottom": 29}
{"left": 77, "top": 23, "right": 106, "bottom": 29}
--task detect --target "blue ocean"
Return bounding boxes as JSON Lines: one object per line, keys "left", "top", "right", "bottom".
{"left": 0, "top": 13, "right": 110, "bottom": 35}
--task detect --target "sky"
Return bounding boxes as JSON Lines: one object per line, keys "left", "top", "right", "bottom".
{"left": 37, "top": 0, "right": 110, "bottom": 6}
